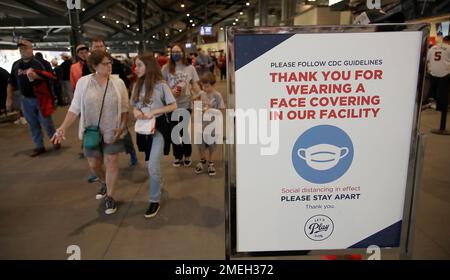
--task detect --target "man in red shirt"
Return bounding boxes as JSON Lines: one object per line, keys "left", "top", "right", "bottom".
{"left": 155, "top": 51, "right": 168, "bottom": 68}
{"left": 70, "top": 44, "right": 90, "bottom": 90}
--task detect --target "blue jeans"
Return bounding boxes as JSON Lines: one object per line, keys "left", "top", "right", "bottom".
{"left": 21, "top": 97, "right": 56, "bottom": 149}
{"left": 148, "top": 130, "right": 164, "bottom": 202}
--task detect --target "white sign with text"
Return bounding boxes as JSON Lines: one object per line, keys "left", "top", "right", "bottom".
{"left": 234, "top": 31, "right": 422, "bottom": 252}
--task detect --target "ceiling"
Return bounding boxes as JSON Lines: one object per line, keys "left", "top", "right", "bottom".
{"left": 0, "top": 0, "right": 261, "bottom": 52}
{"left": 1, "top": 0, "right": 449, "bottom": 52}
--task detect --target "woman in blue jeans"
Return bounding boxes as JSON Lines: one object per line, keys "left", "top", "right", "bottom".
{"left": 131, "top": 54, "right": 177, "bottom": 218}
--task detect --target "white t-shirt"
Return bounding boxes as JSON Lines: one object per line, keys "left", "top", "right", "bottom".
{"left": 131, "top": 81, "right": 176, "bottom": 118}
{"left": 161, "top": 63, "right": 199, "bottom": 109}
{"left": 427, "top": 44, "right": 450, "bottom": 77}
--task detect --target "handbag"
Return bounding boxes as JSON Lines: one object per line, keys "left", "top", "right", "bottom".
{"left": 134, "top": 118, "right": 156, "bottom": 135}
{"left": 83, "top": 78, "right": 109, "bottom": 150}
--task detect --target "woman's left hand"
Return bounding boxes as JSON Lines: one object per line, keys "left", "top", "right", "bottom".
{"left": 114, "top": 127, "right": 124, "bottom": 139}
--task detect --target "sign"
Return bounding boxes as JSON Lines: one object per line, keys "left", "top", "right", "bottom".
{"left": 228, "top": 25, "right": 428, "bottom": 254}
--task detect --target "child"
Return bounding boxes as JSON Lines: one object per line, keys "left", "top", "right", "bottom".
{"left": 193, "top": 72, "right": 225, "bottom": 176}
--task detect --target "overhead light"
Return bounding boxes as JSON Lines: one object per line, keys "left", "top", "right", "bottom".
{"left": 246, "top": 2, "right": 250, "bottom": 6}
{"left": 136, "top": 28, "right": 139, "bottom": 31}
{"left": 235, "top": 18, "right": 239, "bottom": 22}
{"left": 82, "top": 8, "right": 85, "bottom": 12}
{"left": 153, "top": 35, "right": 156, "bottom": 38}
{"left": 67, "top": 47, "right": 71, "bottom": 50}
{"left": 102, "top": 15, "right": 106, "bottom": 19}
{"left": 240, "top": 12, "right": 243, "bottom": 15}
{"left": 220, "top": 27, "right": 224, "bottom": 30}
{"left": 181, "top": 3, "right": 185, "bottom": 8}
{"left": 179, "top": 29, "right": 182, "bottom": 32}
{"left": 165, "top": 33, "right": 169, "bottom": 37}
{"left": 186, "top": 13, "right": 190, "bottom": 17}
{"left": 192, "top": 23, "right": 195, "bottom": 27}
{"left": 233, "top": 22, "right": 236, "bottom": 25}
{"left": 189, "top": 19, "right": 193, "bottom": 23}
{"left": 116, "top": 20, "right": 119, "bottom": 24}
{"left": 127, "top": 24, "right": 130, "bottom": 28}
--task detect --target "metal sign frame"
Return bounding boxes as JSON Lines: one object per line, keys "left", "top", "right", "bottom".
{"left": 224, "top": 23, "right": 429, "bottom": 259}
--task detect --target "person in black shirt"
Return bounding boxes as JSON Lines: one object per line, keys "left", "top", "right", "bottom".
{"left": 51, "top": 59, "right": 65, "bottom": 106}
{"left": 6, "top": 39, "right": 59, "bottom": 157}
{"left": 0, "top": 67, "right": 9, "bottom": 113}
{"left": 60, "top": 53, "right": 73, "bottom": 102}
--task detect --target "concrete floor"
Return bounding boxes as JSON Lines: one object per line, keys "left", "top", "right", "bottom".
{"left": 0, "top": 80, "right": 448, "bottom": 260}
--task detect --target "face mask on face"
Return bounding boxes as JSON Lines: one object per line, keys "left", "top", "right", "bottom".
{"left": 171, "top": 53, "right": 182, "bottom": 62}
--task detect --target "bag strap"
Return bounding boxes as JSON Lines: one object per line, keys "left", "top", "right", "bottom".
{"left": 97, "top": 77, "right": 110, "bottom": 127}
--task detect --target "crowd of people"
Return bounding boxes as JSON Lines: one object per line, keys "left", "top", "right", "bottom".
{"left": 7, "top": 34, "right": 447, "bottom": 219}
{"left": 1, "top": 37, "right": 226, "bottom": 218}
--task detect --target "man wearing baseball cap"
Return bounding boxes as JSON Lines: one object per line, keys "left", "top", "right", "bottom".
{"left": 6, "top": 39, "right": 60, "bottom": 157}
{"left": 59, "top": 52, "right": 73, "bottom": 103}
{"left": 70, "top": 44, "right": 90, "bottom": 89}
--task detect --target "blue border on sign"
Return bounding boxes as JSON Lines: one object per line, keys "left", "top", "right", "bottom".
{"left": 349, "top": 220, "right": 403, "bottom": 248}
{"left": 234, "top": 33, "right": 294, "bottom": 71}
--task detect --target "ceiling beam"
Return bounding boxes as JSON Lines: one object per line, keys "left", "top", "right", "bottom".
{"left": 0, "top": 17, "right": 69, "bottom": 27}
{"left": 168, "top": 0, "right": 244, "bottom": 44}
{"left": 143, "top": 3, "right": 208, "bottom": 40}
{"left": 92, "top": 17, "right": 136, "bottom": 37}
{"left": 212, "top": 7, "right": 245, "bottom": 26}
{"left": 15, "top": 0, "right": 60, "bottom": 17}
{"left": 79, "top": 0, "right": 123, "bottom": 24}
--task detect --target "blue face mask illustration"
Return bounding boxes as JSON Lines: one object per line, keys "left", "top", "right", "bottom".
{"left": 171, "top": 53, "right": 183, "bottom": 62}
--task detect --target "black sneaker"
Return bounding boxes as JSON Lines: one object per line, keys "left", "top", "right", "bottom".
{"left": 144, "top": 202, "right": 160, "bottom": 219}
{"left": 30, "top": 147, "right": 46, "bottom": 157}
{"left": 105, "top": 196, "right": 117, "bottom": 215}
{"left": 96, "top": 183, "right": 107, "bottom": 200}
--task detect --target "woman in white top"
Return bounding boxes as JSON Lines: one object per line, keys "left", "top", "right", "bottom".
{"left": 51, "top": 50, "right": 129, "bottom": 215}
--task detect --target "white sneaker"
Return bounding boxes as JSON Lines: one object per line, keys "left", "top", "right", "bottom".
{"left": 194, "top": 162, "right": 203, "bottom": 174}
{"left": 14, "top": 117, "right": 27, "bottom": 125}
{"left": 208, "top": 163, "right": 216, "bottom": 176}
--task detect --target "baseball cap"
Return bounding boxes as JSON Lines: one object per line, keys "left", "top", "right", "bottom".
{"left": 17, "top": 39, "right": 32, "bottom": 48}
{"left": 76, "top": 44, "right": 89, "bottom": 53}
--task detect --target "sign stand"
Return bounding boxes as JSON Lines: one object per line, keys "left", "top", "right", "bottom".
{"left": 399, "top": 134, "right": 426, "bottom": 260}
{"left": 431, "top": 92, "right": 450, "bottom": 135}
{"left": 225, "top": 23, "right": 430, "bottom": 260}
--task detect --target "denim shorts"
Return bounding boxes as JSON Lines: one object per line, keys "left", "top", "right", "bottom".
{"left": 84, "top": 139, "right": 125, "bottom": 158}
{"left": 197, "top": 142, "right": 216, "bottom": 153}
